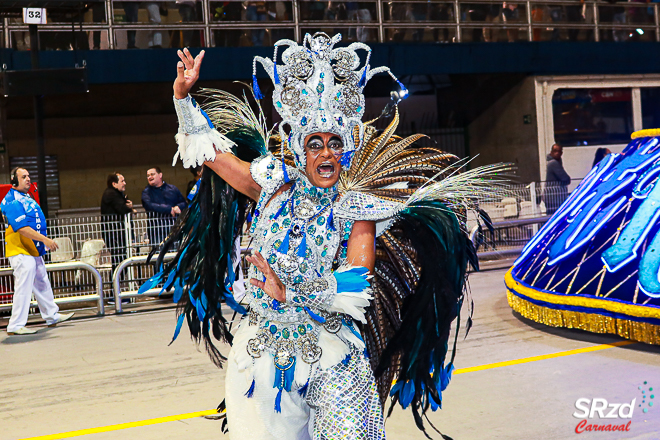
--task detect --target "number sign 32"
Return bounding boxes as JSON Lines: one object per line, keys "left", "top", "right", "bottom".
{"left": 23, "top": 8, "right": 47, "bottom": 25}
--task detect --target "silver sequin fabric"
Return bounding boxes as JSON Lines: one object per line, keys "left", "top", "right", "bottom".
{"left": 306, "top": 349, "right": 386, "bottom": 440}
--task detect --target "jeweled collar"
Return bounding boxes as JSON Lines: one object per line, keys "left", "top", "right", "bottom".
{"left": 295, "top": 173, "right": 338, "bottom": 202}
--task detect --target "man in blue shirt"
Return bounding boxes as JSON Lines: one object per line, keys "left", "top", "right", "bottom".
{"left": 2, "top": 168, "right": 74, "bottom": 335}
{"left": 142, "top": 167, "right": 186, "bottom": 248}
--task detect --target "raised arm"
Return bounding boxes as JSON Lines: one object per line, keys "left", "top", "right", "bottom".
{"left": 205, "top": 153, "right": 261, "bottom": 201}
{"left": 172, "top": 48, "right": 261, "bottom": 201}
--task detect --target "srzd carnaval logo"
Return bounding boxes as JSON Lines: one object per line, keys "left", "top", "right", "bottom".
{"left": 572, "top": 381, "right": 655, "bottom": 434}
{"left": 573, "top": 398, "right": 634, "bottom": 433}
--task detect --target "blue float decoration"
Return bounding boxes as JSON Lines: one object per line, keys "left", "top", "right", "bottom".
{"left": 507, "top": 129, "right": 660, "bottom": 345}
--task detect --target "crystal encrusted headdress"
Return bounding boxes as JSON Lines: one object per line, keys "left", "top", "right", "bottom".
{"left": 253, "top": 32, "right": 407, "bottom": 167}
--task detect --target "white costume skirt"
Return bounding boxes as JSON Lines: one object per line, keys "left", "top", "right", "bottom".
{"left": 225, "top": 319, "right": 386, "bottom": 440}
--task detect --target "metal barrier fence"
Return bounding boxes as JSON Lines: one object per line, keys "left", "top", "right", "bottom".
{"left": 0, "top": 261, "right": 105, "bottom": 315}
{"left": 2, "top": 0, "right": 659, "bottom": 50}
{"left": 0, "top": 212, "right": 175, "bottom": 317}
{"left": 470, "top": 216, "right": 550, "bottom": 259}
{"left": 112, "top": 253, "right": 176, "bottom": 313}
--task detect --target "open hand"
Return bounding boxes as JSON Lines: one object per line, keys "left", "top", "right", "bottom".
{"left": 246, "top": 251, "right": 285, "bottom": 302}
{"left": 44, "top": 237, "right": 59, "bottom": 251}
{"left": 174, "top": 48, "right": 205, "bottom": 99}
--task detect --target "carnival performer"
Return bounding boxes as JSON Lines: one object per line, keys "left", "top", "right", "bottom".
{"left": 141, "top": 33, "right": 508, "bottom": 439}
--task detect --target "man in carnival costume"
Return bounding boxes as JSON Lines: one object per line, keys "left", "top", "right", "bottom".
{"left": 142, "top": 33, "right": 508, "bottom": 439}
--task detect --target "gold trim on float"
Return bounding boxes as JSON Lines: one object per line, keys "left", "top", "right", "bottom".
{"left": 631, "top": 128, "right": 660, "bottom": 139}
{"left": 505, "top": 269, "right": 660, "bottom": 345}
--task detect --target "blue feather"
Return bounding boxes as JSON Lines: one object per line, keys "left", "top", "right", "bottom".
{"left": 173, "top": 278, "right": 184, "bottom": 303}
{"left": 282, "top": 159, "right": 290, "bottom": 183}
{"left": 278, "top": 229, "right": 292, "bottom": 253}
{"left": 160, "top": 269, "right": 177, "bottom": 294}
{"left": 138, "top": 273, "right": 161, "bottom": 294}
{"left": 334, "top": 267, "right": 370, "bottom": 293}
{"left": 327, "top": 208, "right": 335, "bottom": 231}
{"left": 304, "top": 306, "right": 326, "bottom": 323}
{"left": 440, "top": 363, "right": 454, "bottom": 391}
{"left": 253, "top": 74, "right": 264, "bottom": 100}
{"left": 296, "top": 231, "right": 307, "bottom": 258}
{"left": 245, "top": 378, "right": 256, "bottom": 398}
{"left": 343, "top": 319, "right": 364, "bottom": 342}
{"left": 274, "top": 388, "right": 283, "bottom": 413}
{"left": 400, "top": 380, "right": 416, "bottom": 409}
{"left": 196, "top": 291, "right": 207, "bottom": 320}
{"left": 169, "top": 313, "right": 185, "bottom": 345}
{"left": 223, "top": 292, "right": 248, "bottom": 314}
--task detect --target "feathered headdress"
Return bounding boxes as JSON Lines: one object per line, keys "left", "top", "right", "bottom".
{"left": 253, "top": 32, "right": 407, "bottom": 167}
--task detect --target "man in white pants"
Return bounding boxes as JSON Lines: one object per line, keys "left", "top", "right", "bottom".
{"left": 2, "top": 167, "right": 74, "bottom": 335}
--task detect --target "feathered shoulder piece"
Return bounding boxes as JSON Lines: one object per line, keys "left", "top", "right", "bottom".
{"left": 335, "top": 108, "right": 511, "bottom": 437}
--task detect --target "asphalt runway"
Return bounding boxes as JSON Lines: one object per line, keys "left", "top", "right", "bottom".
{"left": 2, "top": 268, "right": 659, "bottom": 440}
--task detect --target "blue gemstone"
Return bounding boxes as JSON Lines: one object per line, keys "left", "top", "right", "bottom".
{"left": 320, "top": 72, "right": 325, "bottom": 78}
{"left": 302, "top": 89, "right": 308, "bottom": 95}
{"left": 255, "top": 209, "right": 260, "bottom": 217}
{"left": 276, "top": 101, "right": 282, "bottom": 108}
{"left": 270, "top": 325, "right": 277, "bottom": 334}
{"left": 301, "top": 116, "right": 308, "bottom": 126}
{"left": 341, "top": 240, "right": 348, "bottom": 246}
{"left": 357, "top": 106, "right": 362, "bottom": 112}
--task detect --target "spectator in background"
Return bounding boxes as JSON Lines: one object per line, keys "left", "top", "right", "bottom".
{"left": 90, "top": 1, "right": 106, "bottom": 49}
{"left": 122, "top": 1, "right": 139, "bottom": 49}
{"left": 246, "top": 2, "right": 268, "bottom": 46}
{"left": 592, "top": 148, "right": 612, "bottom": 168}
{"left": 177, "top": 0, "right": 197, "bottom": 47}
{"left": 142, "top": 167, "right": 186, "bottom": 248}
{"left": 186, "top": 165, "right": 202, "bottom": 203}
{"left": 101, "top": 172, "right": 135, "bottom": 272}
{"left": 145, "top": 2, "right": 164, "bottom": 48}
{"left": 543, "top": 144, "right": 571, "bottom": 215}
{"left": 2, "top": 167, "right": 73, "bottom": 335}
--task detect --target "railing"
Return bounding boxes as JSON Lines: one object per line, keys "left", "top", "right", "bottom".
{"left": 470, "top": 215, "right": 550, "bottom": 259}
{"left": 0, "top": 261, "right": 105, "bottom": 315}
{"left": 2, "top": 0, "right": 659, "bottom": 50}
{"left": 112, "top": 253, "right": 176, "bottom": 313}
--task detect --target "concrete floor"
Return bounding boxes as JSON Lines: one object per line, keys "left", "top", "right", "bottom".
{"left": 2, "top": 267, "right": 659, "bottom": 440}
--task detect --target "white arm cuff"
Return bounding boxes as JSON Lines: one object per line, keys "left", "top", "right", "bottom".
{"left": 173, "top": 95, "right": 235, "bottom": 168}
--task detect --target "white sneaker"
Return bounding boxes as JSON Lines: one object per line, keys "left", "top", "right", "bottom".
{"left": 7, "top": 327, "right": 38, "bottom": 335}
{"left": 48, "top": 312, "right": 75, "bottom": 327}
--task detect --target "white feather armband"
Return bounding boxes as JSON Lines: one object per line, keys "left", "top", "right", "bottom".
{"left": 173, "top": 95, "right": 236, "bottom": 168}
{"left": 173, "top": 130, "right": 234, "bottom": 168}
